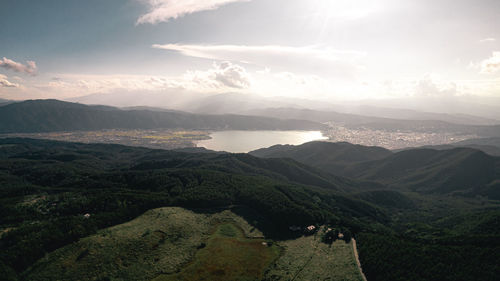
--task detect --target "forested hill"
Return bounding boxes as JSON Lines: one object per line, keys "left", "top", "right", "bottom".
{"left": 0, "top": 138, "right": 385, "bottom": 276}
{"left": 344, "top": 147, "right": 500, "bottom": 197}
{"left": 250, "top": 141, "right": 392, "bottom": 170}
{"left": 0, "top": 138, "right": 499, "bottom": 281}
{"left": 0, "top": 100, "right": 325, "bottom": 133}
{"left": 252, "top": 141, "right": 500, "bottom": 198}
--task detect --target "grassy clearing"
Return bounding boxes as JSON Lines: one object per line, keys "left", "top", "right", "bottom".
{"left": 264, "top": 228, "right": 364, "bottom": 281}
{"left": 22, "top": 207, "right": 262, "bottom": 281}
{"left": 154, "top": 223, "right": 280, "bottom": 281}
{"left": 22, "top": 208, "right": 362, "bottom": 281}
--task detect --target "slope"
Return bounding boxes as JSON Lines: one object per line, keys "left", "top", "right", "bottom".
{"left": 0, "top": 100, "right": 325, "bottom": 133}
{"left": 344, "top": 148, "right": 500, "bottom": 195}
{"left": 250, "top": 141, "right": 392, "bottom": 172}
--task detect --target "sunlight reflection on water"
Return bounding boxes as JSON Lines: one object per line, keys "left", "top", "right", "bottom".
{"left": 197, "top": 130, "right": 327, "bottom": 153}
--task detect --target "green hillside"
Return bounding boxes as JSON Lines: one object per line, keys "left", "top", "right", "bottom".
{"left": 23, "top": 207, "right": 285, "bottom": 281}
{"left": 0, "top": 138, "right": 499, "bottom": 281}
{"left": 250, "top": 141, "right": 392, "bottom": 171}
{"left": 252, "top": 141, "right": 500, "bottom": 198}
{"left": 344, "top": 148, "right": 499, "bottom": 196}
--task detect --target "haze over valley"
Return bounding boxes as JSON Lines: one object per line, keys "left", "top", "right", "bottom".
{"left": 1, "top": 1, "right": 500, "bottom": 281}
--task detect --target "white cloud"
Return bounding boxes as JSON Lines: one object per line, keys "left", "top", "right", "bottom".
{"left": 0, "top": 57, "right": 37, "bottom": 75}
{"left": 152, "top": 44, "right": 365, "bottom": 77}
{"left": 137, "top": 0, "right": 250, "bottom": 24}
{"left": 479, "top": 38, "right": 496, "bottom": 43}
{"left": 19, "top": 62, "right": 251, "bottom": 98}
{"left": 0, "top": 74, "right": 20, "bottom": 88}
{"left": 480, "top": 52, "right": 500, "bottom": 74}
{"left": 183, "top": 61, "right": 251, "bottom": 90}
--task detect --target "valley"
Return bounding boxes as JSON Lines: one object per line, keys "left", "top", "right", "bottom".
{"left": 3, "top": 129, "right": 211, "bottom": 150}
{"left": 0, "top": 138, "right": 498, "bottom": 281}
{"left": 2, "top": 1, "right": 500, "bottom": 280}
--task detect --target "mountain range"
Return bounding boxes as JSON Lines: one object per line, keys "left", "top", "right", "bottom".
{"left": 251, "top": 141, "right": 500, "bottom": 199}
{"left": 0, "top": 99, "right": 324, "bottom": 133}
{"left": 68, "top": 92, "right": 500, "bottom": 124}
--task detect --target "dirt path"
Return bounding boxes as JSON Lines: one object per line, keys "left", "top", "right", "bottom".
{"left": 289, "top": 233, "right": 320, "bottom": 281}
{"left": 351, "top": 238, "right": 368, "bottom": 281}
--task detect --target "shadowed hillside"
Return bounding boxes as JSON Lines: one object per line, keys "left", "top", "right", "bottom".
{"left": 0, "top": 100, "right": 325, "bottom": 133}
{"left": 252, "top": 141, "right": 500, "bottom": 198}
{"left": 250, "top": 141, "right": 392, "bottom": 172}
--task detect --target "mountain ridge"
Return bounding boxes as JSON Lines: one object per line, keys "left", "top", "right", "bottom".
{"left": 0, "top": 99, "right": 326, "bottom": 133}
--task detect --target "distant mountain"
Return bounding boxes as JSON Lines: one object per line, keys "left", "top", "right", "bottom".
{"left": 453, "top": 137, "right": 500, "bottom": 147}
{"left": 250, "top": 141, "right": 392, "bottom": 171}
{"left": 68, "top": 92, "right": 335, "bottom": 114}
{"left": 395, "top": 137, "right": 500, "bottom": 156}
{"left": 0, "top": 99, "right": 325, "bottom": 133}
{"left": 245, "top": 107, "right": 377, "bottom": 124}
{"left": 252, "top": 141, "right": 500, "bottom": 198}
{"left": 247, "top": 107, "right": 500, "bottom": 136}
{"left": 335, "top": 105, "right": 500, "bottom": 126}
{"left": 246, "top": 107, "right": 499, "bottom": 126}
{"left": 70, "top": 92, "right": 500, "bottom": 125}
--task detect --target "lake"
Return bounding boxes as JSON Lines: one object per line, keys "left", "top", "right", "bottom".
{"left": 196, "top": 130, "right": 328, "bottom": 153}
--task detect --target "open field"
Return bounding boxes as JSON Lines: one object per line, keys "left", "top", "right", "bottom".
{"left": 154, "top": 223, "right": 280, "bottom": 281}
{"left": 22, "top": 207, "right": 263, "bottom": 281}
{"left": 264, "top": 228, "right": 364, "bottom": 281}
{"left": 21, "top": 207, "right": 364, "bottom": 281}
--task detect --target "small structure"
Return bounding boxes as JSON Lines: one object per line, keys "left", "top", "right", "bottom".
{"left": 338, "top": 233, "right": 344, "bottom": 239}
{"left": 306, "top": 225, "right": 316, "bottom": 232}
{"left": 83, "top": 213, "right": 91, "bottom": 219}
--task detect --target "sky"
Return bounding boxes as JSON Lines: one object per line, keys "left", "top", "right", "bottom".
{"left": 1, "top": 0, "right": 499, "bottom": 106}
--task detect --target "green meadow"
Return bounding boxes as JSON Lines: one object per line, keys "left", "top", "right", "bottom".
{"left": 22, "top": 207, "right": 362, "bottom": 281}
{"left": 264, "top": 228, "right": 364, "bottom": 281}
{"left": 154, "top": 223, "right": 280, "bottom": 281}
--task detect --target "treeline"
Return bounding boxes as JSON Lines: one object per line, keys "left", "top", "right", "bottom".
{"left": 1, "top": 138, "right": 499, "bottom": 281}
{"left": 0, "top": 138, "right": 384, "bottom": 279}
{"left": 357, "top": 233, "right": 500, "bottom": 281}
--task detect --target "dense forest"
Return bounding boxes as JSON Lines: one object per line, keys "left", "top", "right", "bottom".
{"left": 0, "top": 138, "right": 499, "bottom": 280}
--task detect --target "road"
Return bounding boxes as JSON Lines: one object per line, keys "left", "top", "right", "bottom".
{"left": 352, "top": 238, "right": 368, "bottom": 281}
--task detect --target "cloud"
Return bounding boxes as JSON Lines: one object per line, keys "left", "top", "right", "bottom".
{"left": 23, "top": 62, "right": 251, "bottom": 98}
{"left": 414, "top": 75, "right": 457, "bottom": 97}
{"left": 183, "top": 61, "right": 251, "bottom": 90}
{"left": 137, "top": 0, "right": 249, "bottom": 24}
{"left": 479, "top": 38, "right": 496, "bottom": 43}
{"left": 0, "top": 57, "right": 37, "bottom": 75}
{"left": 480, "top": 52, "right": 500, "bottom": 74}
{"left": 153, "top": 44, "right": 365, "bottom": 77}
{"left": 0, "top": 74, "right": 20, "bottom": 88}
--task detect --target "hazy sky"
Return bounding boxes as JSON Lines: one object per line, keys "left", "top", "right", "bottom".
{"left": 1, "top": 0, "right": 499, "bottom": 103}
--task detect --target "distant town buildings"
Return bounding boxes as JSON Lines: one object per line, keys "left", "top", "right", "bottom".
{"left": 323, "top": 122, "right": 476, "bottom": 150}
